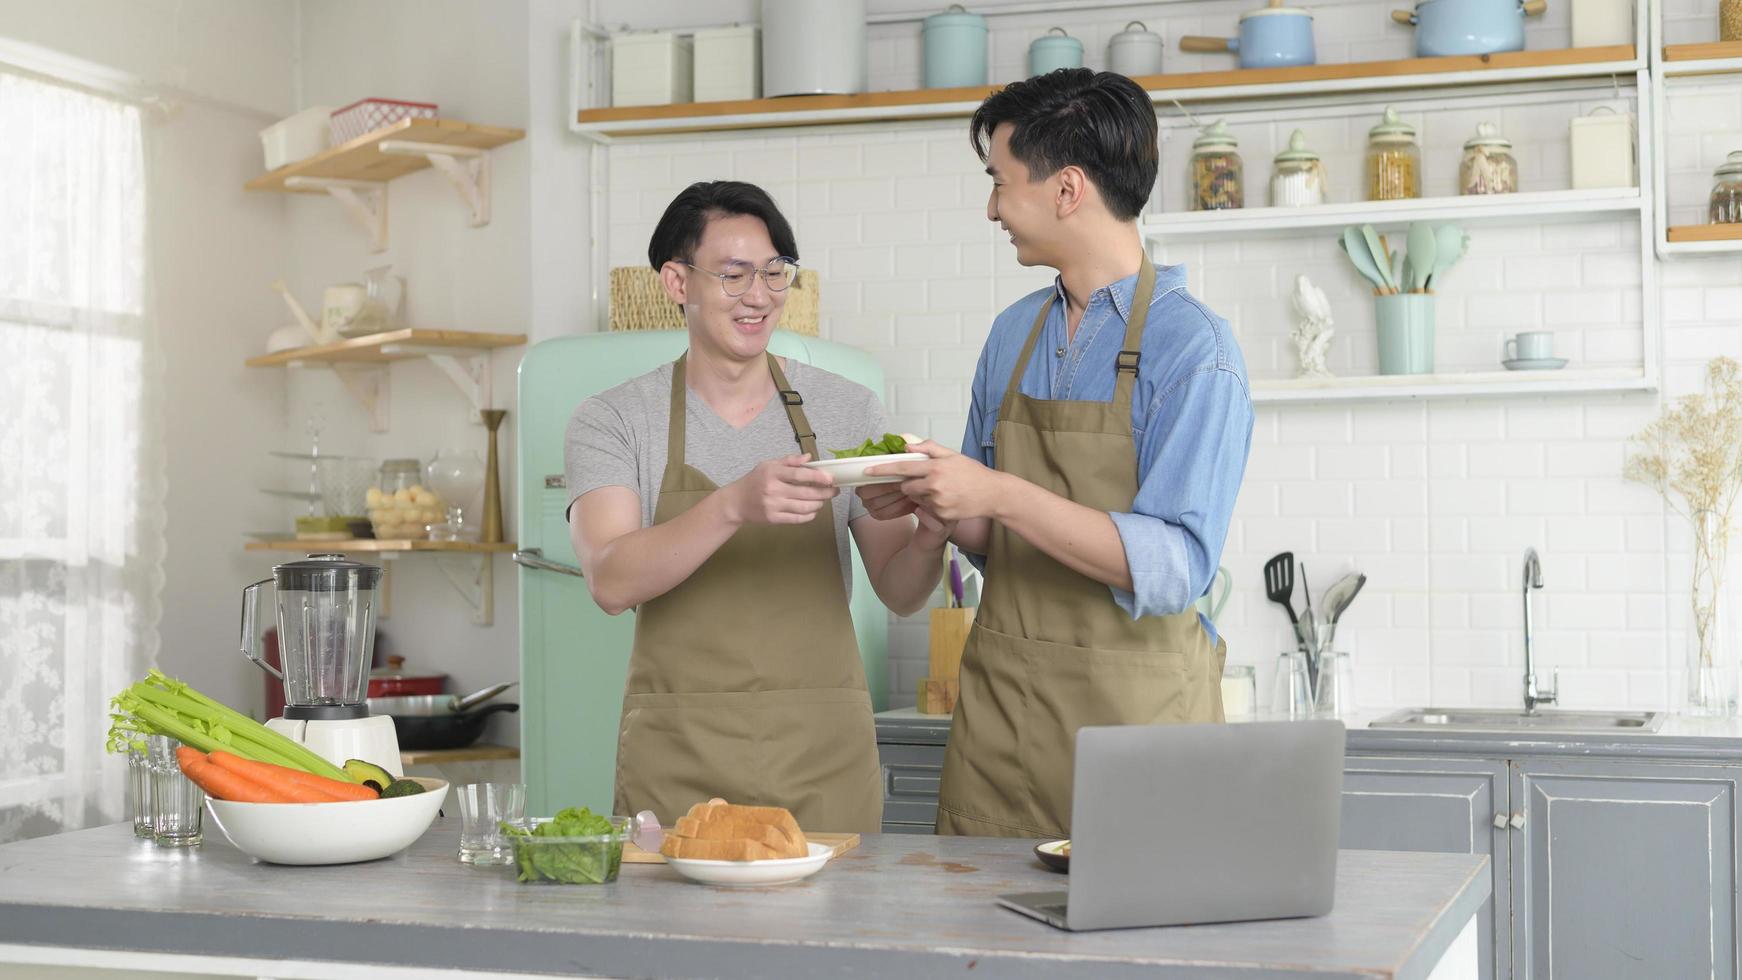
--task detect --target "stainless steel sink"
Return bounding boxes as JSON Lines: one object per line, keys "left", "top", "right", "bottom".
{"left": 1368, "top": 707, "right": 1665, "bottom": 734}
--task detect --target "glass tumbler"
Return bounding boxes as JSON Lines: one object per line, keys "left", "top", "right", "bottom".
{"left": 458, "top": 782, "right": 527, "bottom": 865}
{"left": 1271, "top": 651, "right": 1315, "bottom": 720}
{"left": 1314, "top": 651, "right": 1357, "bottom": 719}
{"left": 128, "top": 743, "right": 154, "bottom": 838}
{"left": 1221, "top": 664, "right": 1257, "bottom": 721}
{"left": 147, "top": 735, "right": 203, "bottom": 847}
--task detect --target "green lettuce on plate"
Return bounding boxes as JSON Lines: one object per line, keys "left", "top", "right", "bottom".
{"left": 831, "top": 433, "right": 908, "bottom": 459}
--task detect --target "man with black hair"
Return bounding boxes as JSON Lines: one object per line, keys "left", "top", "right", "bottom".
{"left": 863, "top": 69, "right": 1254, "bottom": 839}
{"left": 565, "top": 181, "right": 949, "bottom": 833}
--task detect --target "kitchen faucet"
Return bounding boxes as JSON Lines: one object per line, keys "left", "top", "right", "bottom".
{"left": 1522, "top": 547, "right": 1557, "bottom": 713}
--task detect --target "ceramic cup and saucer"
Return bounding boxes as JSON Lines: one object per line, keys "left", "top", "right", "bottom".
{"left": 1502, "top": 331, "right": 1567, "bottom": 371}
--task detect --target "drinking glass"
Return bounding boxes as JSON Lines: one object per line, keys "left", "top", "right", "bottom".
{"left": 1314, "top": 650, "right": 1357, "bottom": 720}
{"left": 147, "top": 735, "right": 203, "bottom": 847}
{"left": 127, "top": 742, "right": 154, "bottom": 838}
{"left": 1221, "top": 664, "right": 1257, "bottom": 721}
{"left": 1270, "top": 651, "right": 1315, "bottom": 720}
{"left": 458, "top": 782, "right": 526, "bottom": 865}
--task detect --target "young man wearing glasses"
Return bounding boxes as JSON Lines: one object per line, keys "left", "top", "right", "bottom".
{"left": 565, "top": 180, "right": 948, "bottom": 833}
{"left": 862, "top": 70, "right": 1254, "bottom": 839}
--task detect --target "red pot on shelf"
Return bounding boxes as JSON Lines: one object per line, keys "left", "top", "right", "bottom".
{"left": 368, "top": 655, "right": 447, "bottom": 698}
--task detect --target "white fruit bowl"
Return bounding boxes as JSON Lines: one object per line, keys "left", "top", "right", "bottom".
{"left": 664, "top": 841, "right": 834, "bottom": 886}
{"left": 204, "top": 777, "right": 447, "bottom": 866}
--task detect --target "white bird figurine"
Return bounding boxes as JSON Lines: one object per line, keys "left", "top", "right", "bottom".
{"left": 1290, "top": 274, "right": 1335, "bottom": 379}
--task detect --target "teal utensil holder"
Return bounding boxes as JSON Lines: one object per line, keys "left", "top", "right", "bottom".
{"left": 1375, "top": 293, "right": 1435, "bottom": 375}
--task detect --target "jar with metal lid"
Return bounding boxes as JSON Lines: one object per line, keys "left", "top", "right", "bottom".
{"left": 1711, "top": 151, "right": 1742, "bottom": 224}
{"left": 1366, "top": 106, "right": 1420, "bottom": 201}
{"left": 378, "top": 458, "right": 422, "bottom": 494}
{"left": 1191, "top": 120, "right": 1244, "bottom": 211}
{"left": 1459, "top": 122, "right": 1517, "bottom": 195}
{"left": 1270, "top": 129, "right": 1326, "bottom": 207}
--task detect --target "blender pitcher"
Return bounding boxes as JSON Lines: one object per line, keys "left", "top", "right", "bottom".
{"left": 242, "top": 554, "right": 381, "bottom": 720}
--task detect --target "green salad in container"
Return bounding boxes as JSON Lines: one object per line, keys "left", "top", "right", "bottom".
{"left": 500, "top": 807, "right": 626, "bottom": 885}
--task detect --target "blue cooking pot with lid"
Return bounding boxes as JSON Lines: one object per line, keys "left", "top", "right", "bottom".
{"left": 1179, "top": 0, "right": 1316, "bottom": 69}
{"left": 1391, "top": 0, "right": 1548, "bottom": 57}
{"left": 1028, "top": 27, "right": 1085, "bottom": 76}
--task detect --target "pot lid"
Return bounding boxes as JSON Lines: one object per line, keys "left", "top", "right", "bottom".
{"left": 1718, "top": 150, "right": 1742, "bottom": 178}
{"left": 273, "top": 553, "right": 382, "bottom": 591}
{"left": 1192, "top": 119, "right": 1239, "bottom": 153}
{"left": 1110, "top": 20, "right": 1163, "bottom": 43}
{"left": 924, "top": 3, "right": 985, "bottom": 28}
{"left": 1274, "top": 129, "right": 1319, "bottom": 163}
{"left": 1463, "top": 121, "right": 1512, "bottom": 150}
{"left": 371, "top": 655, "right": 447, "bottom": 681}
{"left": 1368, "top": 105, "right": 1416, "bottom": 142}
{"left": 1241, "top": 0, "right": 1312, "bottom": 20}
{"left": 1030, "top": 26, "right": 1082, "bottom": 50}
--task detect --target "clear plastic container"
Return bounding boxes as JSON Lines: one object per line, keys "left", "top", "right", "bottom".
{"left": 1191, "top": 120, "right": 1244, "bottom": 211}
{"left": 1366, "top": 106, "right": 1420, "bottom": 201}
{"left": 502, "top": 816, "right": 633, "bottom": 884}
{"left": 1711, "top": 151, "right": 1742, "bottom": 225}
{"left": 369, "top": 459, "right": 442, "bottom": 540}
{"left": 1270, "top": 129, "right": 1325, "bottom": 207}
{"left": 1460, "top": 122, "right": 1518, "bottom": 195}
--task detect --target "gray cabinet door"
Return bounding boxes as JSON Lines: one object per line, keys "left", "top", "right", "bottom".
{"left": 1511, "top": 760, "right": 1740, "bottom": 980}
{"left": 1342, "top": 755, "right": 1511, "bottom": 980}
{"left": 878, "top": 742, "right": 946, "bottom": 834}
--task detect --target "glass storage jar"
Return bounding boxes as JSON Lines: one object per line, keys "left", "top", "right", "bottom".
{"left": 1711, "top": 151, "right": 1742, "bottom": 225}
{"left": 1366, "top": 106, "right": 1420, "bottom": 201}
{"left": 1191, "top": 120, "right": 1244, "bottom": 211}
{"left": 1270, "top": 129, "right": 1326, "bottom": 207}
{"left": 1459, "top": 122, "right": 1518, "bottom": 195}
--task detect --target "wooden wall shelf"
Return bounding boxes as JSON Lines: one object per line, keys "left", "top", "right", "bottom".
{"left": 576, "top": 46, "right": 1638, "bottom": 139}
{"left": 1663, "top": 41, "right": 1742, "bottom": 64}
{"left": 245, "top": 539, "right": 517, "bottom": 553}
{"left": 245, "top": 118, "right": 524, "bottom": 193}
{"left": 400, "top": 744, "right": 520, "bottom": 767}
{"left": 245, "top": 329, "right": 526, "bottom": 368}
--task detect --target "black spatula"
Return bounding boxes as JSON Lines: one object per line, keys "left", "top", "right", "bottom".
{"left": 1264, "top": 552, "right": 1303, "bottom": 650}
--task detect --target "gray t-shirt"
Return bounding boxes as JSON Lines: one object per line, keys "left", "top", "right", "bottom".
{"left": 565, "top": 359, "right": 886, "bottom": 595}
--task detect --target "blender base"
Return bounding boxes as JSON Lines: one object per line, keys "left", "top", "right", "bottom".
{"left": 267, "top": 714, "right": 403, "bottom": 777}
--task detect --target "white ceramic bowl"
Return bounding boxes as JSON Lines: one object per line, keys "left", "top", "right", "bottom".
{"left": 204, "top": 777, "right": 447, "bottom": 866}
{"left": 664, "top": 840, "right": 834, "bottom": 886}
{"left": 803, "top": 452, "right": 927, "bottom": 488}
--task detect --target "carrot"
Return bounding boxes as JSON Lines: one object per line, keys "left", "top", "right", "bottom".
{"left": 175, "top": 745, "right": 207, "bottom": 771}
{"left": 179, "top": 754, "right": 291, "bottom": 803}
{"left": 207, "top": 750, "right": 377, "bottom": 802}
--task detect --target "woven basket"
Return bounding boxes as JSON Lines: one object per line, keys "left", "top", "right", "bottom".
{"left": 609, "top": 266, "right": 819, "bottom": 337}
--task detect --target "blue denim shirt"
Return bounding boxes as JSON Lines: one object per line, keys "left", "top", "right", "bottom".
{"left": 961, "top": 263, "right": 1253, "bottom": 630}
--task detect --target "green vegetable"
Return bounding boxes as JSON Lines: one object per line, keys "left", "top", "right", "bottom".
{"left": 105, "top": 669, "right": 357, "bottom": 784}
{"left": 380, "top": 778, "right": 428, "bottom": 799}
{"left": 344, "top": 759, "right": 395, "bottom": 793}
{"left": 832, "top": 432, "right": 908, "bottom": 459}
{"left": 501, "top": 806, "right": 623, "bottom": 884}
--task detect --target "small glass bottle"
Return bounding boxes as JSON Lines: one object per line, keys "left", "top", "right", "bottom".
{"left": 1191, "top": 119, "right": 1244, "bottom": 211}
{"left": 1460, "top": 122, "right": 1518, "bottom": 195}
{"left": 1270, "top": 129, "right": 1326, "bottom": 207}
{"left": 1366, "top": 106, "right": 1420, "bottom": 202}
{"left": 1711, "top": 151, "right": 1742, "bottom": 225}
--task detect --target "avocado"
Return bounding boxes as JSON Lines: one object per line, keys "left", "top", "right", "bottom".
{"left": 343, "top": 759, "right": 395, "bottom": 793}
{"left": 380, "top": 778, "right": 427, "bottom": 798}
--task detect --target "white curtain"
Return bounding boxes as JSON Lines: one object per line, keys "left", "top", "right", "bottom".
{"left": 0, "top": 68, "right": 162, "bottom": 842}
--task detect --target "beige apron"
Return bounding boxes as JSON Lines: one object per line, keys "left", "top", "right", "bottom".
{"left": 935, "top": 262, "right": 1227, "bottom": 839}
{"left": 612, "top": 353, "right": 883, "bottom": 834}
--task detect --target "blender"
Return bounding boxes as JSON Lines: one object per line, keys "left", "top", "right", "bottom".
{"left": 241, "top": 554, "right": 402, "bottom": 776}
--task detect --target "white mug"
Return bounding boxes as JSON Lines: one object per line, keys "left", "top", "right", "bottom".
{"left": 1505, "top": 331, "right": 1554, "bottom": 361}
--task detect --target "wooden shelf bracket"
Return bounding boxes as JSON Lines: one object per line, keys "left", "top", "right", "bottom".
{"left": 377, "top": 139, "right": 492, "bottom": 227}
{"left": 283, "top": 176, "right": 388, "bottom": 252}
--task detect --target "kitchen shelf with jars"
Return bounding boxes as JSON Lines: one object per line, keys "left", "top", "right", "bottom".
{"left": 1648, "top": 0, "right": 1742, "bottom": 252}
{"left": 1143, "top": 82, "right": 1657, "bottom": 403}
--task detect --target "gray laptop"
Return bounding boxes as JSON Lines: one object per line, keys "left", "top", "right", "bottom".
{"left": 997, "top": 720, "right": 1345, "bottom": 931}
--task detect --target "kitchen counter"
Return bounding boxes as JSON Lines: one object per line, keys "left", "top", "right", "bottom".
{"left": 878, "top": 706, "right": 1742, "bottom": 761}
{"left": 0, "top": 823, "right": 1486, "bottom": 979}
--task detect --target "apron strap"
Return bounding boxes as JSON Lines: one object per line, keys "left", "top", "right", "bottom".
{"left": 999, "top": 292, "right": 1056, "bottom": 420}
{"left": 766, "top": 353, "right": 819, "bottom": 458}
{"left": 1114, "top": 260, "right": 1158, "bottom": 412}
{"left": 665, "top": 353, "right": 692, "bottom": 484}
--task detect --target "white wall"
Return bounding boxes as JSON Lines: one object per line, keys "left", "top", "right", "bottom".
{"left": 591, "top": 0, "right": 1742, "bottom": 713}
{"left": 0, "top": 0, "right": 300, "bottom": 715}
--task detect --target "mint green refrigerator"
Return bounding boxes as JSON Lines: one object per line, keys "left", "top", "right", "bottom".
{"left": 515, "top": 330, "right": 890, "bottom": 815}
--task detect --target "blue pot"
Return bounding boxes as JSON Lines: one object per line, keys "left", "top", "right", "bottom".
{"left": 1028, "top": 27, "right": 1084, "bottom": 76}
{"left": 1180, "top": 5, "right": 1316, "bottom": 69}
{"left": 922, "top": 5, "right": 988, "bottom": 88}
{"left": 1399, "top": 0, "right": 1544, "bottom": 57}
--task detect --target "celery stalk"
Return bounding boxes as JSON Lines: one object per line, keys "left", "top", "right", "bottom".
{"left": 106, "top": 672, "right": 357, "bottom": 783}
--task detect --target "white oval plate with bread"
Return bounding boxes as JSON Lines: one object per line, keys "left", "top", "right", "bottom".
{"left": 664, "top": 841, "right": 835, "bottom": 886}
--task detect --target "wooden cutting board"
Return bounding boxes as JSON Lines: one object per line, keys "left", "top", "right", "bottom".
{"left": 622, "top": 832, "right": 860, "bottom": 864}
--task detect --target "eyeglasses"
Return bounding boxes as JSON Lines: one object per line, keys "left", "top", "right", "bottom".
{"left": 680, "top": 258, "right": 798, "bottom": 297}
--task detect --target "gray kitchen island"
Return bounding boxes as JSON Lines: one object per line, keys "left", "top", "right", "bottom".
{"left": 0, "top": 823, "right": 1485, "bottom": 979}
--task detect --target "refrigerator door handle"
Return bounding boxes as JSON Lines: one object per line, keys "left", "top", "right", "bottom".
{"left": 513, "top": 548, "right": 586, "bottom": 579}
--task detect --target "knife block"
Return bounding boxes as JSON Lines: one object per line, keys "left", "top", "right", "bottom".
{"left": 918, "top": 607, "right": 974, "bottom": 715}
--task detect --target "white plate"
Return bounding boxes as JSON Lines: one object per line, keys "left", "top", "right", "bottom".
{"left": 664, "top": 840, "right": 834, "bottom": 886}
{"left": 1502, "top": 357, "right": 1568, "bottom": 371}
{"left": 205, "top": 777, "right": 447, "bottom": 866}
{"left": 803, "top": 452, "right": 927, "bottom": 488}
